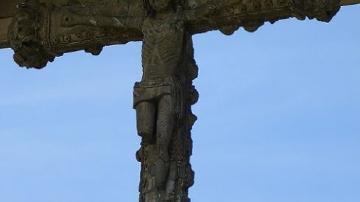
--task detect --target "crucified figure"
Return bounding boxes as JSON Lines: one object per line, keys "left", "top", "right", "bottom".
{"left": 133, "top": 0, "right": 190, "bottom": 200}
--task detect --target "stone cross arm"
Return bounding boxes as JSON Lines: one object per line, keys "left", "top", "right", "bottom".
{"left": 0, "top": 0, "right": 358, "bottom": 68}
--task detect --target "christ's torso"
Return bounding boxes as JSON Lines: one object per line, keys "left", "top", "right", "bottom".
{"left": 141, "top": 13, "right": 184, "bottom": 81}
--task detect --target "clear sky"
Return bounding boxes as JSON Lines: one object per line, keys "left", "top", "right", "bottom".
{"left": 1, "top": 6, "right": 359, "bottom": 202}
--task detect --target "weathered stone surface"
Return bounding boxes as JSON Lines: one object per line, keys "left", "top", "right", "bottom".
{"left": 0, "top": 18, "right": 11, "bottom": 48}
{"left": 341, "top": 0, "right": 360, "bottom": 5}
{"left": 0, "top": 0, "right": 357, "bottom": 201}
{"left": 4, "top": 0, "right": 343, "bottom": 68}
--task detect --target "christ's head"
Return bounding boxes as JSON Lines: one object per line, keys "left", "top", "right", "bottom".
{"left": 144, "top": 0, "right": 181, "bottom": 16}
{"left": 149, "top": 0, "right": 172, "bottom": 12}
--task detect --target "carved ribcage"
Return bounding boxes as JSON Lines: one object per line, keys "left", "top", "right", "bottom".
{"left": 142, "top": 20, "right": 184, "bottom": 72}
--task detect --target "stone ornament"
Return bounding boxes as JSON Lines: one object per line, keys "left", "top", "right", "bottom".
{"left": 1, "top": 0, "right": 358, "bottom": 201}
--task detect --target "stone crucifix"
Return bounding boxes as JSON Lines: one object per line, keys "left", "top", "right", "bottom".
{"left": 0, "top": 0, "right": 358, "bottom": 201}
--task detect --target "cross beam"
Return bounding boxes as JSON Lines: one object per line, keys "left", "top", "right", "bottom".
{"left": 0, "top": 0, "right": 358, "bottom": 201}
{"left": 0, "top": 0, "right": 359, "bottom": 52}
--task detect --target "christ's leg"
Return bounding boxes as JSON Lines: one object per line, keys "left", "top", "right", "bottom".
{"left": 155, "top": 94, "right": 175, "bottom": 189}
{"left": 136, "top": 101, "right": 156, "bottom": 146}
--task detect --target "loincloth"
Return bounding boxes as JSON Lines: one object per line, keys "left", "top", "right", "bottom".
{"left": 133, "top": 77, "right": 184, "bottom": 118}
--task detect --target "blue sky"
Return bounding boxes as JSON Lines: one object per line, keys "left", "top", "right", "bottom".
{"left": 1, "top": 6, "right": 359, "bottom": 202}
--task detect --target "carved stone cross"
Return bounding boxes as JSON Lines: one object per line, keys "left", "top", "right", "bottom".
{"left": 0, "top": 0, "right": 358, "bottom": 201}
